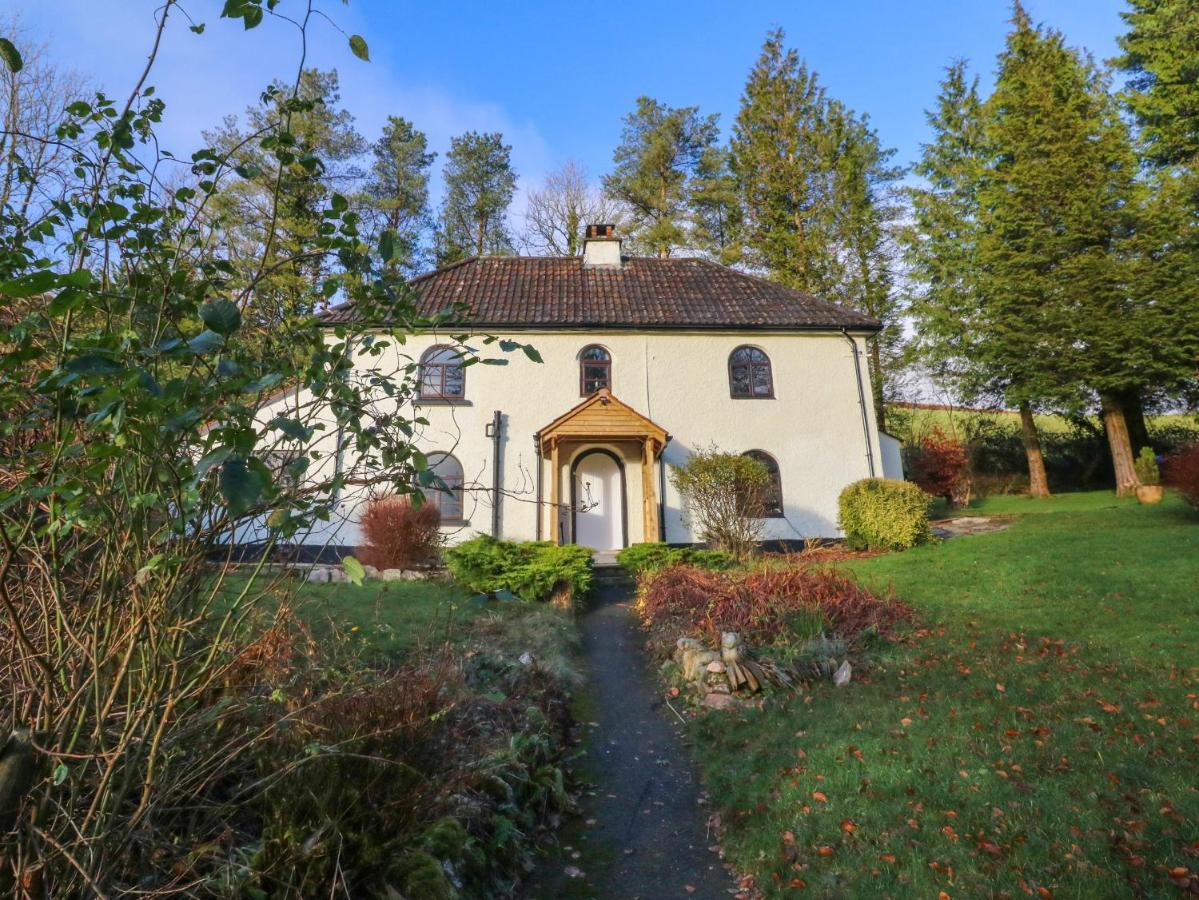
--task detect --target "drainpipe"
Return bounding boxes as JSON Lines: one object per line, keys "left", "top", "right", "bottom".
{"left": 487, "top": 410, "right": 502, "bottom": 537}
{"left": 658, "top": 436, "right": 671, "bottom": 542}
{"left": 533, "top": 432, "right": 543, "bottom": 541}
{"left": 840, "top": 329, "right": 876, "bottom": 479}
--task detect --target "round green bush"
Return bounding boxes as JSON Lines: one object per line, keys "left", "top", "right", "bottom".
{"left": 837, "top": 478, "right": 933, "bottom": 551}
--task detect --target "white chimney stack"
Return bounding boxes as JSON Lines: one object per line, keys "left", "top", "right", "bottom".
{"left": 582, "top": 223, "right": 622, "bottom": 268}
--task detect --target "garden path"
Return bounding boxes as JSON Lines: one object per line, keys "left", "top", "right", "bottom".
{"left": 525, "top": 574, "right": 735, "bottom": 899}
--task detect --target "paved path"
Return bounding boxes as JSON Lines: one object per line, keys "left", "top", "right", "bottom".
{"left": 526, "top": 577, "right": 734, "bottom": 899}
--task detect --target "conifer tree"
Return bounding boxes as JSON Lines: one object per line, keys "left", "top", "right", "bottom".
{"left": 436, "top": 131, "right": 517, "bottom": 264}
{"left": 731, "top": 29, "right": 841, "bottom": 296}
{"left": 732, "top": 29, "right": 903, "bottom": 426}
{"left": 978, "top": 5, "right": 1144, "bottom": 494}
{"left": 1114, "top": 0, "right": 1199, "bottom": 170}
{"left": 362, "top": 116, "right": 435, "bottom": 273}
{"left": 904, "top": 61, "right": 1052, "bottom": 496}
{"left": 603, "top": 96, "right": 719, "bottom": 257}
{"left": 690, "top": 145, "right": 743, "bottom": 265}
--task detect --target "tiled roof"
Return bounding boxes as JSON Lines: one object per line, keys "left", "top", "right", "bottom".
{"left": 319, "top": 256, "right": 880, "bottom": 331}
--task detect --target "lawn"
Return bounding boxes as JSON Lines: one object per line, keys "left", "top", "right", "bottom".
{"left": 211, "top": 569, "right": 580, "bottom": 675}
{"left": 693, "top": 492, "right": 1199, "bottom": 898}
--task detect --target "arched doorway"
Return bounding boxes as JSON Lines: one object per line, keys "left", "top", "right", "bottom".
{"left": 571, "top": 449, "right": 627, "bottom": 550}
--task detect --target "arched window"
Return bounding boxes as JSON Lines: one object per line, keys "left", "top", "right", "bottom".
{"left": 419, "top": 345, "right": 465, "bottom": 400}
{"left": 579, "top": 345, "right": 611, "bottom": 396}
{"left": 728, "top": 346, "right": 773, "bottom": 399}
{"left": 423, "top": 452, "right": 465, "bottom": 522}
{"left": 742, "top": 450, "right": 783, "bottom": 517}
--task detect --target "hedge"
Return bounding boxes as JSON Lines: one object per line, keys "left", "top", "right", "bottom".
{"left": 838, "top": 478, "right": 933, "bottom": 551}
{"left": 615, "top": 543, "right": 736, "bottom": 577}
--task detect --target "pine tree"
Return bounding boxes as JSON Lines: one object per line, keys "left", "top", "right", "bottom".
{"left": 903, "top": 61, "right": 1052, "bottom": 496}
{"left": 979, "top": 5, "right": 1144, "bottom": 495}
{"left": 603, "top": 96, "right": 719, "bottom": 257}
{"left": 362, "top": 116, "right": 435, "bottom": 273}
{"left": 730, "top": 29, "right": 841, "bottom": 296}
{"left": 436, "top": 131, "right": 517, "bottom": 264}
{"left": 690, "top": 145, "right": 742, "bottom": 265}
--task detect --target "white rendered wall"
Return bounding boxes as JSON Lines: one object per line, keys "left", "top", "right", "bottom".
{"left": 255, "top": 328, "right": 885, "bottom": 549}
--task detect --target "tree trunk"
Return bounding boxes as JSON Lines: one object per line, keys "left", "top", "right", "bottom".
{"left": 1116, "top": 387, "right": 1151, "bottom": 455}
{"left": 1100, "top": 393, "right": 1142, "bottom": 497}
{"left": 1019, "top": 402, "right": 1051, "bottom": 498}
{"left": 869, "top": 338, "right": 887, "bottom": 433}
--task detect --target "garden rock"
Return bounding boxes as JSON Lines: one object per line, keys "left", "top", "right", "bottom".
{"left": 363, "top": 565, "right": 379, "bottom": 579}
{"left": 306, "top": 567, "right": 330, "bottom": 584}
{"left": 706, "top": 660, "right": 726, "bottom": 674}
{"left": 701, "top": 692, "right": 740, "bottom": 711}
{"left": 328, "top": 567, "right": 348, "bottom": 584}
{"left": 833, "top": 659, "right": 853, "bottom": 687}
{"left": 379, "top": 568, "right": 406, "bottom": 582}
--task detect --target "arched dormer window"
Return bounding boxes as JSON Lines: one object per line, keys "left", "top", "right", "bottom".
{"left": 728, "top": 346, "right": 773, "bottom": 399}
{"left": 423, "top": 452, "right": 465, "bottom": 522}
{"left": 419, "top": 345, "right": 465, "bottom": 400}
{"left": 742, "top": 450, "right": 784, "bottom": 517}
{"left": 580, "top": 345, "right": 611, "bottom": 396}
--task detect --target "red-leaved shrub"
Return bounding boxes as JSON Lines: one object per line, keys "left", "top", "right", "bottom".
{"left": 357, "top": 495, "right": 441, "bottom": 569}
{"left": 1163, "top": 443, "right": 1199, "bottom": 509}
{"left": 906, "top": 426, "right": 971, "bottom": 507}
{"left": 636, "top": 564, "right": 912, "bottom": 646}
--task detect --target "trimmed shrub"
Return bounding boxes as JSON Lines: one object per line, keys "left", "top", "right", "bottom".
{"left": 357, "top": 495, "right": 442, "bottom": 569}
{"left": 636, "top": 563, "right": 912, "bottom": 647}
{"left": 838, "top": 478, "right": 932, "bottom": 551}
{"left": 906, "top": 426, "right": 971, "bottom": 507}
{"left": 445, "top": 536, "right": 593, "bottom": 604}
{"left": 1134, "top": 446, "right": 1160, "bottom": 486}
{"left": 616, "top": 543, "right": 736, "bottom": 577}
{"left": 1163, "top": 443, "right": 1199, "bottom": 508}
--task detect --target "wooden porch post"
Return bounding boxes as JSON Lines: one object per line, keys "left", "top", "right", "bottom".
{"left": 642, "top": 438, "right": 659, "bottom": 543}
{"left": 549, "top": 439, "right": 561, "bottom": 544}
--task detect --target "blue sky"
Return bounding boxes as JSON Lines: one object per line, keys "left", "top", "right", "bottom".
{"left": 11, "top": 0, "right": 1129, "bottom": 210}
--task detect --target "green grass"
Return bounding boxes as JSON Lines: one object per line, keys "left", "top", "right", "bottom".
{"left": 213, "top": 570, "right": 577, "bottom": 670}
{"left": 693, "top": 492, "right": 1199, "bottom": 898}
{"left": 889, "top": 403, "right": 1197, "bottom": 439}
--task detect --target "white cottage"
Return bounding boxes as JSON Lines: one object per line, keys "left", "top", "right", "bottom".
{"left": 265, "top": 225, "right": 898, "bottom": 554}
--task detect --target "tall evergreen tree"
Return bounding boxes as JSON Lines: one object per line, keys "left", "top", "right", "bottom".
{"left": 828, "top": 104, "right": 904, "bottom": 429}
{"left": 362, "top": 116, "right": 435, "bottom": 273}
{"left": 1114, "top": 0, "right": 1199, "bottom": 170}
{"left": 603, "top": 96, "right": 719, "bottom": 257}
{"left": 689, "top": 145, "right": 743, "bottom": 265}
{"left": 979, "top": 5, "right": 1144, "bottom": 494}
{"left": 731, "top": 29, "right": 841, "bottom": 296}
{"left": 732, "top": 29, "right": 903, "bottom": 426}
{"left": 436, "top": 131, "right": 517, "bottom": 264}
{"left": 904, "top": 61, "right": 1052, "bottom": 496}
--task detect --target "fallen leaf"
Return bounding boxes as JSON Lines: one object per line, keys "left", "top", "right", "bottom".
{"left": 817, "top": 846, "right": 835, "bottom": 857}
{"left": 840, "top": 820, "right": 857, "bottom": 834}
{"left": 880, "top": 853, "right": 897, "bottom": 863}
{"left": 812, "top": 791, "right": 828, "bottom": 803}
{"left": 996, "top": 683, "right": 1006, "bottom": 693}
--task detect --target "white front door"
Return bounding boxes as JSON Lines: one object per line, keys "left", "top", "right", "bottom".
{"left": 573, "top": 452, "right": 623, "bottom": 550}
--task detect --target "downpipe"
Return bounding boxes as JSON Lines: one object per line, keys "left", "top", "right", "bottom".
{"left": 840, "top": 329, "right": 876, "bottom": 479}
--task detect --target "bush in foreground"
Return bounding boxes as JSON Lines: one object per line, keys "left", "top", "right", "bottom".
{"left": 838, "top": 478, "right": 933, "bottom": 551}
{"left": 616, "top": 542, "right": 735, "bottom": 576}
{"left": 357, "top": 495, "right": 442, "bottom": 569}
{"left": 445, "top": 536, "right": 593, "bottom": 604}
{"left": 670, "top": 449, "right": 772, "bottom": 559}
{"left": 636, "top": 563, "right": 912, "bottom": 647}
{"left": 1163, "top": 443, "right": 1199, "bottom": 508}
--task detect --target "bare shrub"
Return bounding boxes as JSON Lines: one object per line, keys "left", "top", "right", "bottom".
{"left": 358, "top": 495, "right": 442, "bottom": 569}
{"left": 670, "top": 449, "right": 771, "bottom": 559}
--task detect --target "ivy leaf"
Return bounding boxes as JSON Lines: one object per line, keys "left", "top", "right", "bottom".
{"left": 0, "top": 38, "right": 22, "bottom": 74}
{"left": 342, "top": 555, "right": 366, "bottom": 586}
{"left": 522, "top": 345, "right": 543, "bottom": 363}
{"left": 52, "top": 763, "right": 68, "bottom": 786}
{"left": 199, "top": 298, "right": 241, "bottom": 336}
{"left": 189, "top": 23, "right": 206, "bottom": 34}
{"left": 348, "top": 34, "right": 369, "bottom": 62}
{"left": 48, "top": 288, "right": 86, "bottom": 316}
{"left": 378, "top": 229, "right": 395, "bottom": 263}
{"left": 220, "top": 457, "right": 266, "bottom": 516}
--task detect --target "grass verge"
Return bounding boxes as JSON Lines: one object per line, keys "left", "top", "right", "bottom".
{"left": 690, "top": 492, "right": 1199, "bottom": 898}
